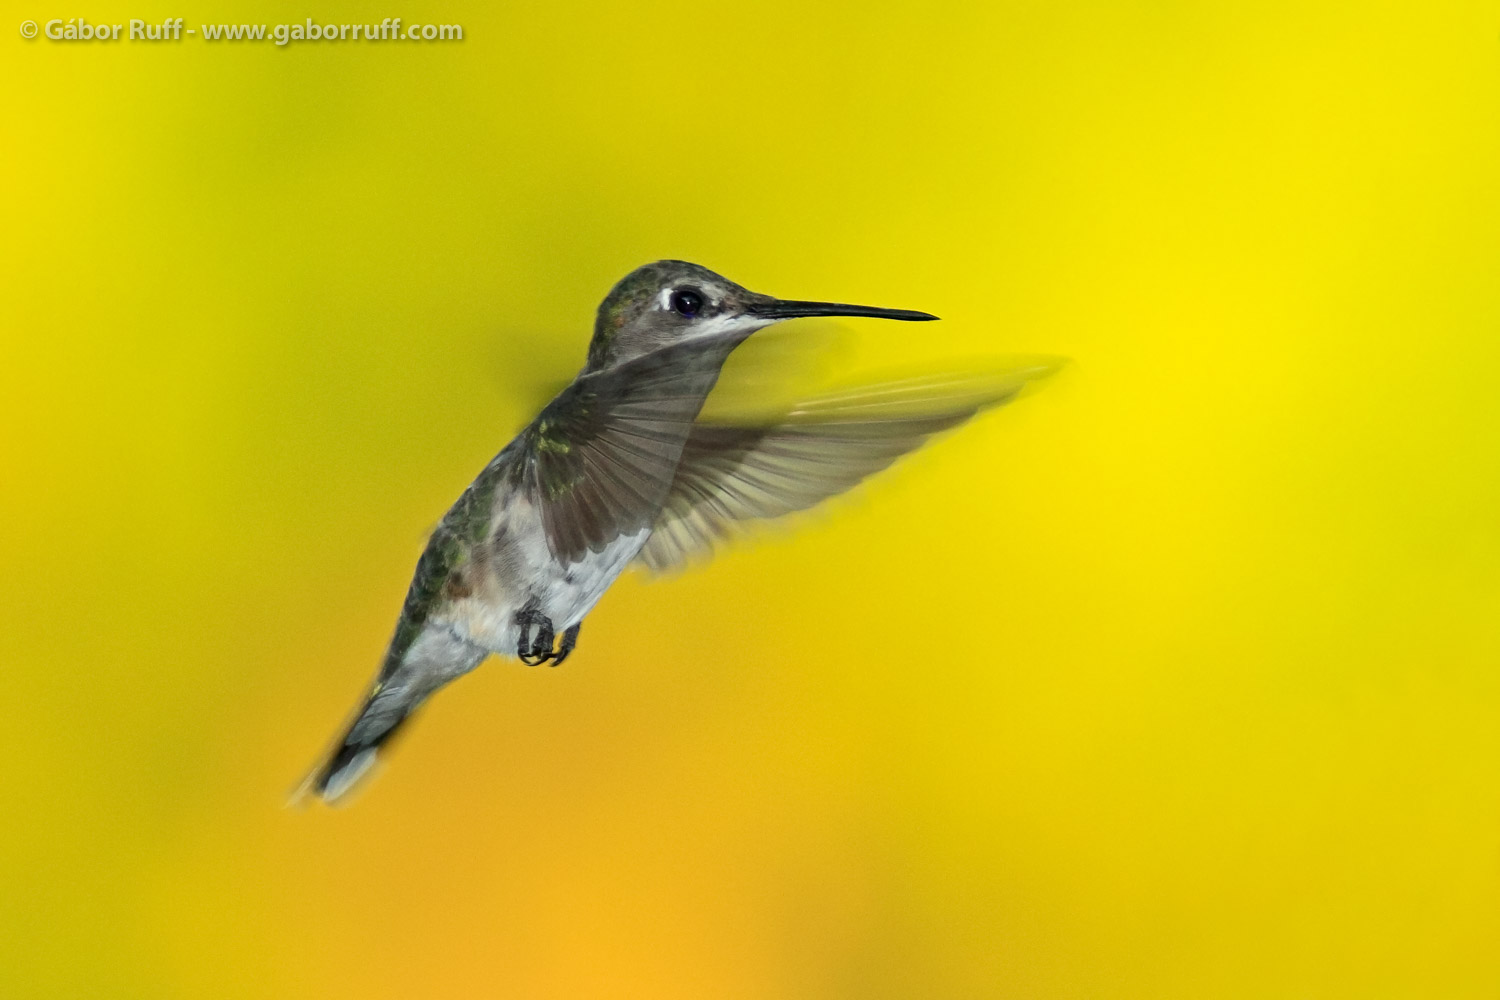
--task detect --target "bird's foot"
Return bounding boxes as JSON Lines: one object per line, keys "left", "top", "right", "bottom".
{"left": 551, "top": 624, "right": 581, "bottom": 667}
{"left": 515, "top": 607, "right": 553, "bottom": 665}
{"left": 515, "top": 609, "right": 580, "bottom": 667}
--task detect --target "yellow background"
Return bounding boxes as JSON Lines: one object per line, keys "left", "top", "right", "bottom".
{"left": 4, "top": 2, "right": 1499, "bottom": 996}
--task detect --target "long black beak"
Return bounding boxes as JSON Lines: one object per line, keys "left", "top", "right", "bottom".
{"left": 752, "top": 299, "right": 939, "bottom": 322}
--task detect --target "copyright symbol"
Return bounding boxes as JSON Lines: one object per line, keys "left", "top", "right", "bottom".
{"left": 19, "top": 20, "right": 38, "bottom": 37}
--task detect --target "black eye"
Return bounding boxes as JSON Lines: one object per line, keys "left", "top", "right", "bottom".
{"left": 669, "top": 288, "right": 703, "bottom": 318}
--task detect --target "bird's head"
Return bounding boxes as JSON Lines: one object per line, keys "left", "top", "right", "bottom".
{"left": 586, "top": 260, "right": 937, "bottom": 370}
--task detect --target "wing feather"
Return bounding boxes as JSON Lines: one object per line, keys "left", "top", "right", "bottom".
{"left": 516, "top": 336, "right": 743, "bottom": 564}
{"left": 635, "top": 363, "right": 1060, "bottom": 573}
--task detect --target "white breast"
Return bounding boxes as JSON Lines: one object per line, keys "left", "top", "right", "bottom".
{"left": 441, "top": 494, "right": 651, "bottom": 656}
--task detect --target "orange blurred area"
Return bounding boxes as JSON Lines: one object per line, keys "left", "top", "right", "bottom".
{"left": 3, "top": 1, "right": 1499, "bottom": 996}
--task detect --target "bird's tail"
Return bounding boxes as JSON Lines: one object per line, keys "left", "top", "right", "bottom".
{"left": 291, "top": 681, "right": 421, "bottom": 806}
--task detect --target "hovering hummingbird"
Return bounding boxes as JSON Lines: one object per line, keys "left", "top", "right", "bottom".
{"left": 299, "top": 260, "right": 1056, "bottom": 802}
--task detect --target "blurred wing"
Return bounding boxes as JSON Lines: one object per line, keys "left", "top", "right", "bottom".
{"left": 634, "top": 362, "right": 1061, "bottom": 574}
{"left": 516, "top": 337, "right": 740, "bottom": 564}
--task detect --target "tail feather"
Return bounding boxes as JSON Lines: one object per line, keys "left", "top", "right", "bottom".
{"left": 293, "top": 629, "right": 490, "bottom": 807}
{"left": 292, "top": 687, "right": 418, "bottom": 806}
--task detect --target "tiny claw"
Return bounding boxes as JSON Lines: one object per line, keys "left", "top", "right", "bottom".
{"left": 550, "top": 623, "right": 581, "bottom": 667}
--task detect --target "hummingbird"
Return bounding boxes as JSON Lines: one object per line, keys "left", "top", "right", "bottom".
{"left": 299, "top": 260, "right": 1056, "bottom": 803}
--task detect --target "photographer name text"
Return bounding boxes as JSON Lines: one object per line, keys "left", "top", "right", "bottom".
{"left": 18, "top": 17, "right": 463, "bottom": 45}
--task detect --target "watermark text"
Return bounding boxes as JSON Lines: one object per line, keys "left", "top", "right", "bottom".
{"left": 19, "top": 17, "right": 464, "bottom": 45}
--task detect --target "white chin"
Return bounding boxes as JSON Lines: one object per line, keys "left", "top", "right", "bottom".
{"left": 690, "top": 314, "right": 772, "bottom": 340}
